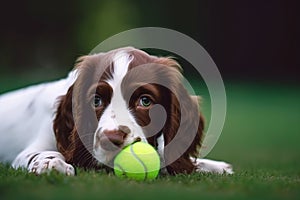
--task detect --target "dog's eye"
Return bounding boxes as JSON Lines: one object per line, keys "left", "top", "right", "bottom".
{"left": 93, "top": 95, "right": 103, "bottom": 108}
{"left": 139, "top": 96, "right": 152, "bottom": 107}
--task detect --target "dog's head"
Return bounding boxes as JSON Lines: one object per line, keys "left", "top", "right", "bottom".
{"left": 53, "top": 47, "right": 204, "bottom": 174}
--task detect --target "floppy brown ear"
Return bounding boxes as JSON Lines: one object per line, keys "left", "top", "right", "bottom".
{"left": 53, "top": 85, "right": 76, "bottom": 162}
{"left": 53, "top": 55, "right": 101, "bottom": 169}
{"left": 162, "top": 87, "right": 204, "bottom": 174}
{"left": 156, "top": 59, "right": 204, "bottom": 175}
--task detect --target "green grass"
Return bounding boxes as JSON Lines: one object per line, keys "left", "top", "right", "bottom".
{"left": 1, "top": 165, "right": 299, "bottom": 200}
{"left": 0, "top": 76, "right": 300, "bottom": 200}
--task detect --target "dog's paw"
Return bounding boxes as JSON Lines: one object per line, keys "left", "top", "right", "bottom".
{"left": 27, "top": 152, "right": 75, "bottom": 176}
{"left": 194, "top": 158, "right": 234, "bottom": 174}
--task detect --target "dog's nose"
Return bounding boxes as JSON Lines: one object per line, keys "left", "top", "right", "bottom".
{"left": 99, "top": 127, "right": 129, "bottom": 151}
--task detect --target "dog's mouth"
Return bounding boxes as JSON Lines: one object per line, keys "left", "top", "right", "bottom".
{"left": 94, "top": 136, "right": 143, "bottom": 165}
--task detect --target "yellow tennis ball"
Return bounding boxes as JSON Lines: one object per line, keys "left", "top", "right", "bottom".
{"left": 113, "top": 142, "right": 160, "bottom": 181}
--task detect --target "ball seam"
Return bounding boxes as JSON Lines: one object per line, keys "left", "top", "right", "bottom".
{"left": 130, "top": 144, "right": 148, "bottom": 180}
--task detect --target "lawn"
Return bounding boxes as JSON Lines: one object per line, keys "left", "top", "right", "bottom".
{"left": 0, "top": 74, "right": 299, "bottom": 200}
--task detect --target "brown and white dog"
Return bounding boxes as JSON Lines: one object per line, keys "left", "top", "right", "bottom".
{"left": 0, "top": 47, "right": 233, "bottom": 175}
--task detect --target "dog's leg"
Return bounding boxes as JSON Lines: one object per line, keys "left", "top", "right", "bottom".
{"left": 193, "top": 158, "right": 234, "bottom": 174}
{"left": 12, "top": 149, "right": 75, "bottom": 175}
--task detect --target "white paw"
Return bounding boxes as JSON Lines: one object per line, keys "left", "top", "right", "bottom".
{"left": 194, "top": 158, "right": 234, "bottom": 174}
{"left": 27, "top": 152, "right": 75, "bottom": 176}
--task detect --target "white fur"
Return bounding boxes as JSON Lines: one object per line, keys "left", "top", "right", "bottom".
{"left": 194, "top": 158, "right": 234, "bottom": 174}
{"left": 94, "top": 52, "right": 146, "bottom": 164}
{"left": 0, "top": 71, "right": 77, "bottom": 174}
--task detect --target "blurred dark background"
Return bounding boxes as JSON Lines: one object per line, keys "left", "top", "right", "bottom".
{"left": 0, "top": 0, "right": 299, "bottom": 88}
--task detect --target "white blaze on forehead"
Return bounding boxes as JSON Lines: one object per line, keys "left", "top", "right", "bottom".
{"left": 97, "top": 51, "right": 145, "bottom": 140}
{"left": 102, "top": 51, "right": 132, "bottom": 131}
{"left": 107, "top": 51, "right": 133, "bottom": 87}
{"left": 93, "top": 51, "right": 149, "bottom": 164}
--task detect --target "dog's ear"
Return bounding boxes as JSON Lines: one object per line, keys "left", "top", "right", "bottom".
{"left": 163, "top": 86, "right": 204, "bottom": 175}
{"left": 157, "top": 58, "right": 204, "bottom": 175}
{"left": 53, "top": 55, "right": 102, "bottom": 168}
{"left": 53, "top": 85, "right": 75, "bottom": 162}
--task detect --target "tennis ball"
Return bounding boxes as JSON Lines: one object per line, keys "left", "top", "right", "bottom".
{"left": 113, "top": 142, "right": 160, "bottom": 181}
